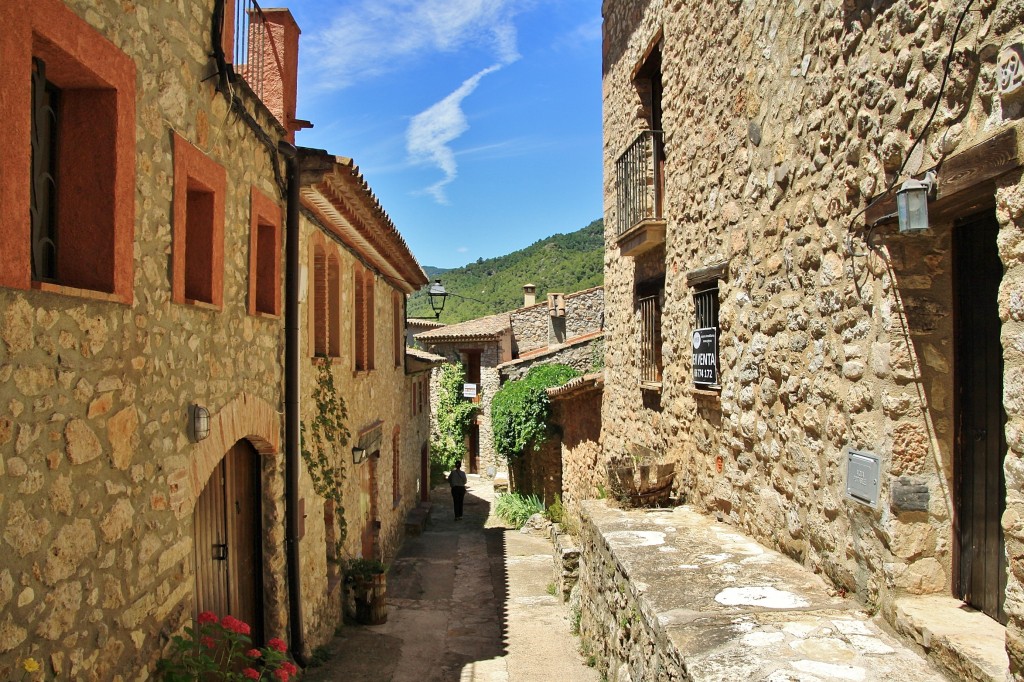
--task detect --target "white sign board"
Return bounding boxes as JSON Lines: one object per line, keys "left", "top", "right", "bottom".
{"left": 462, "top": 383, "right": 478, "bottom": 398}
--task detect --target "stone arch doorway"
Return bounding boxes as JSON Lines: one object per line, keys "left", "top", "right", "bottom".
{"left": 193, "top": 438, "right": 265, "bottom": 642}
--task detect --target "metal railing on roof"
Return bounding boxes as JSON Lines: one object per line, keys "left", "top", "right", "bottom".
{"left": 231, "top": 0, "right": 276, "bottom": 101}
{"left": 615, "top": 130, "right": 664, "bottom": 238}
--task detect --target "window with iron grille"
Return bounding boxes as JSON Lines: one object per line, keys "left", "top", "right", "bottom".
{"left": 636, "top": 278, "right": 664, "bottom": 388}
{"left": 693, "top": 283, "right": 720, "bottom": 388}
{"left": 30, "top": 58, "right": 59, "bottom": 284}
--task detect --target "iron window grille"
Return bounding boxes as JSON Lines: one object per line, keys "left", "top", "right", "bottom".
{"left": 638, "top": 293, "right": 663, "bottom": 387}
{"left": 693, "top": 284, "right": 720, "bottom": 387}
{"left": 30, "top": 57, "right": 59, "bottom": 283}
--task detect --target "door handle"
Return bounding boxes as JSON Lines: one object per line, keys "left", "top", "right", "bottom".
{"left": 973, "top": 428, "right": 987, "bottom": 441}
{"left": 212, "top": 543, "right": 228, "bottom": 561}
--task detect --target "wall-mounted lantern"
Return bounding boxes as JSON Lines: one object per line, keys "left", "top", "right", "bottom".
{"left": 190, "top": 404, "right": 211, "bottom": 442}
{"left": 352, "top": 446, "right": 367, "bottom": 465}
{"left": 896, "top": 171, "right": 936, "bottom": 234}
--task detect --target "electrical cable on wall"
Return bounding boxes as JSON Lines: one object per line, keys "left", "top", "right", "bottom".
{"left": 846, "top": 0, "right": 978, "bottom": 255}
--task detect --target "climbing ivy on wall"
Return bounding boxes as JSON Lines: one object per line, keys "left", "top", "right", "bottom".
{"left": 301, "top": 359, "right": 351, "bottom": 546}
{"left": 431, "top": 362, "right": 478, "bottom": 469}
{"left": 491, "top": 364, "right": 581, "bottom": 460}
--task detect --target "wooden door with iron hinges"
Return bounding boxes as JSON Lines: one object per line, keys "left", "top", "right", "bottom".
{"left": 193, "top": 439, "right": 264, "bottom": 640}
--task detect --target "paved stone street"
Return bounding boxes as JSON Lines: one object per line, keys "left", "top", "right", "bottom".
{"left": 303, "top": 475, "right": 600, "bottom": 682}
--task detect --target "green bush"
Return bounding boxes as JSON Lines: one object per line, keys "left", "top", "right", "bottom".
{"left": 545, "top": 494, "right": 565, "bottom": 524}
{"left": 495, "top": 492, "right": 546, "bottom": 528}
{"left": 491, "top": 364, "right": 581, "bottom": 459}
{"left": 430, "top": 362, "right": 477, "bottom": 470}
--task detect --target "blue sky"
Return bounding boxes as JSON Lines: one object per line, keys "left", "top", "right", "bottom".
{"left": 285, "top": 0, "right": 603, "bottom": 270}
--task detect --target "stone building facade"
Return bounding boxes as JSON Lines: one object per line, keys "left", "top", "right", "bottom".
{"left": 601, "top": 0, "right": 1024, "bottom": 678}
{"left": 294, "top": 149, "right": 431, "bottom": 646}
{"left": 416, "top": 287, "right": 604, "bottom": 477}
{"left": 0, "top": 1, "right": 430, "bottom": 677}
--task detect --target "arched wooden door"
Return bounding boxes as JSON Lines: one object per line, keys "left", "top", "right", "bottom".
{"left": 193, "top": 439, "right": 265, "bottom": 641}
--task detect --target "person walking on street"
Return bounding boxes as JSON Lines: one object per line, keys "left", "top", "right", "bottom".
{"left": 448, "top": 460, "right": 467, "bottom": 520}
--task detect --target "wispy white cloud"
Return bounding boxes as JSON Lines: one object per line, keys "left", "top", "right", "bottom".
{"left": 303, "top": 0, "right": 524, "bottom": 91}
{"left": 406, "top": 65, "right": 501, "bottom": 204}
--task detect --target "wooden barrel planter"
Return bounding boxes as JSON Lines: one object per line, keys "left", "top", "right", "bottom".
{"left": 353, "top": 572, "right": 387, "bottom": 625}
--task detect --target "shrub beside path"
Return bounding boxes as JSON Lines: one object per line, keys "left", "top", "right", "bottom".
{"left": 303, "top": 474, "right": 599, "bottom": 681}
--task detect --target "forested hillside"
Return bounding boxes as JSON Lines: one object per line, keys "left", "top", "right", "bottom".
{"left": 408, "top": 219, "right": 604, "bottom": 323}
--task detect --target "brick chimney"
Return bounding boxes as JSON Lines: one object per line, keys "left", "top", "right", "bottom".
{"left": 254, "top": 8, "right": 302, "bottom": 142}
{"left": 523, "top": 283, "right": 536, "bottom": 307}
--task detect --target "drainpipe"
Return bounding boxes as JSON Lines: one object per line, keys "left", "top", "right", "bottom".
{"left": 279, "top": 140, "right": 308, "bottom": 667}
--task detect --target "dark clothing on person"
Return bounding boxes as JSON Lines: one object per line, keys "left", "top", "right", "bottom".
{"left": 448, "top": 467, "right": 467, "bottom": 519}
{"left": 451, "top": 485, "right": 466, "bottom": 519}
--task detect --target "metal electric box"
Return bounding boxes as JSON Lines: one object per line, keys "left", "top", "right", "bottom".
{"left": 846, "top": 449, "right": 881, "bottom": 508}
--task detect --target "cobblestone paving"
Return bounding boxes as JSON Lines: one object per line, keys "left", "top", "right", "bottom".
{"left": 303, "top": 475, "right": 598, "bottom": 681}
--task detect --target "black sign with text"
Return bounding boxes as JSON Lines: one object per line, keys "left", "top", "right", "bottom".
{"left": 691, "top": 327, "right": 718, "bottom": 386}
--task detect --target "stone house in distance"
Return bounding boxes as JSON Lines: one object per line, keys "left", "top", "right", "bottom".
{"left": 601, "top": 1, "right": 1024, "bottom": 679}
{"left": 416, "top": 286, "right": 604, "bottom": 479}
{"left": 0, "top": 0, "right": 431, "bottom": 677}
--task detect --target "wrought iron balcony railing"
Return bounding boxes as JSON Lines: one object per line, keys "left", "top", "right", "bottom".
{"left": 229, "top": 0, "right": 276, "bottom": 101}
{"left": 615, "top": 130, "right": 664, "bottom": 238}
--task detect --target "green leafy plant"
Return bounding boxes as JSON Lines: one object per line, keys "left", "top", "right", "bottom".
{"left": 495, "top": 492, "right": 546, "bottom": 528}
{"left": 491, "top": 364, "right": 581, "bottom": 459}
{"left": 430, "top": 362, "right": 477, "bottom": 470}
{"left": 156, "top": 612, "right": 296, "bottom": 681}
{"left": 300, "top": 359, "right": 350, "bottom": 545}
{"left": 344, "top": 558, "right": 386, "bottom": 581}
{"left": 545, "top": 494, "right": 565, "bottom": 524}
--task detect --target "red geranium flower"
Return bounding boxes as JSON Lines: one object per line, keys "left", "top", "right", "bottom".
{"left": 274, "top": 669, "right": 290, "bottom": 682}
{"left": 200, "top": 635, "right": 216, "bottom": 650}
{"left": 268, "top": 637, "right": 287, "bottom": 652}
{"left": 247, "top": 648, "right": 262, "bottom": 658}
{"left": 242, "top": 667, "right": 260, "bottom": 680}
{"left": 221, "top": 615, "right": 251, "bottom": 636}
{"left": 281, "top": 661, "right": 298, "bottom": 675}
{"left": 198, "top": 611, "right": 218, "bottom": 625}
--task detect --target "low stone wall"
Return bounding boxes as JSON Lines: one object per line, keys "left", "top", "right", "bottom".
{"left": 551, "top": 525, "right": 581, "bottom": 603}
{"left": 577, "top": 506, "right": 688, "bottom": 682}
{"left": 576, "top": 500, "right": 949, "bottom": 682}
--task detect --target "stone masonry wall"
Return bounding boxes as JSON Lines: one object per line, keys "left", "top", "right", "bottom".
{"left": 0, "top": 0, "right": 289, "bottom": 677}
{"left": 552, "top": 389, "right": 604, "bottom": 521}
{"left": 601, "top": 0, "right": 1024, "bottom": 673}
{"left": 500, "top": 334, "right": 604, "bottom": 382}
{"left": 510, "top": 286, "right": 604, "bottom": 355}
{"left": 576, "top": 502, "right": 687, "bottom": 682}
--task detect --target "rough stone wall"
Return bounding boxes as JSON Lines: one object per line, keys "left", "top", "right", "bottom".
{"left": 296, "top": 220, "right": 430, "bottom": 650}
{"left": 576, "top": 502, "right": 687, "bottom": 682}
{"left": 509, "top": 437, "right": 562, "bottom": 504}
{"left": 510, "top": 287, "right": 605, "bottom": 355}
{"left": 0, "top": 1, "right": 289, "bottom": 677}
{"left": 552, "top": 389, "right": 604, "bottom": 520}
{"left": 500, "top": 334, "right": 604, "bottom": 382}
{"left": 998, "top": 169, "right": 1024, "bottom": 675}
{"left": 601, "top": 0, "right": 1024, "bottom": 671}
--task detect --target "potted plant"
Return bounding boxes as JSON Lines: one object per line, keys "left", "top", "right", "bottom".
{"left": 345, "top": 559, "right": 387, "bottom": 625}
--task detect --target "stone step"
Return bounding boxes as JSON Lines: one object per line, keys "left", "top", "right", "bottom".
{"left": 890, "top": 595, "right": 1010, "bottom": 682}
